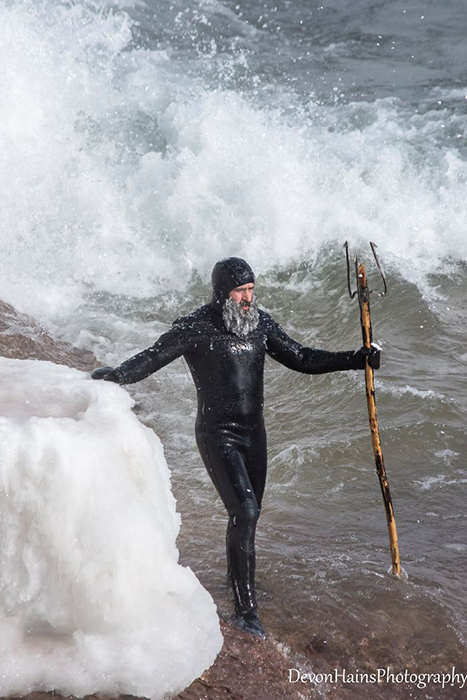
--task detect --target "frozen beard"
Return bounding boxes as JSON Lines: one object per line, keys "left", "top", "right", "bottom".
{"left": 222, "top": 296, "right": 260, "bottom": 337}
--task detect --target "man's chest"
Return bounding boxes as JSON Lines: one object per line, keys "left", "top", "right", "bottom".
{"left": 186, "top": 327, "right": 267, "bottom": 365}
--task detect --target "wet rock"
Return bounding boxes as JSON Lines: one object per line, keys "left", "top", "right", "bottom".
{"left": 0, "top": 300, "right": 95, "bottom": 371}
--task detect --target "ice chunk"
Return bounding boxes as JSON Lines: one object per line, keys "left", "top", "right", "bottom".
{"left": 0, "top": 357, "right": 222, "bottom": 699}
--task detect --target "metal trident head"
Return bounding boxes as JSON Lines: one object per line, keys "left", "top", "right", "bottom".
{"left": 344, "top": 241, "right": 388, "bottom": 300}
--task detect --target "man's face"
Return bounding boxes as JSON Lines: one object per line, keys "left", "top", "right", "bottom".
{"left": 229, "top": 283, "right": 255, "bottom": 312}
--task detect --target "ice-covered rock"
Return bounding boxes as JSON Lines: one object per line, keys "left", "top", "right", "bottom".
{"left": 0, "top": 357, "right": 222, "bottom": 698}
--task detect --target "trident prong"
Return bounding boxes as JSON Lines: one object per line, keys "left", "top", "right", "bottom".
{"left": 343, "top": 241, "right": 358, "bottom": 299}
{"left": 369, "top": 242, "right": 387, "bottom": 297}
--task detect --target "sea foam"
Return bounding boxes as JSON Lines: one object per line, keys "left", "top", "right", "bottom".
{"left": 1, "top": 0, "right": 467, "bottom": 337}
{"left": 0, "top": 357, "right": 222, "bottom": 698}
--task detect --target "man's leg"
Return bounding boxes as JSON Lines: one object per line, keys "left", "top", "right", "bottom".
{"left": 235, "top": 422, "right": 267, "bottom": 623}
{"left": 223, "top": 422, "right": 266, "bottom": 581}
{"left": 196, "top": 426, "right": 264, "bottom": 636}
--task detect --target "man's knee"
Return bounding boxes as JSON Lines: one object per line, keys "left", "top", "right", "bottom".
{"left": 244, "top": 498, "right": 260, "bottom": 523}
{"left": 230, "top": 497, "right": 259, "bottom": 528}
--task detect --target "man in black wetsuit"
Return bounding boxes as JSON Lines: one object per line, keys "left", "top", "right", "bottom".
{"left": 91, "top": 257, "right": 380, "bottom": 638}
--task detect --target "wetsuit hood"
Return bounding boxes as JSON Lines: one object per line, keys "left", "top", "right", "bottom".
{"left": 211, "top": 257, "right": 255, "bottom": 310}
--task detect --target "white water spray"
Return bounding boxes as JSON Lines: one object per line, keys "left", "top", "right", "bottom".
{"left": 1, "top": 0, "right": 466, "bottom": 336}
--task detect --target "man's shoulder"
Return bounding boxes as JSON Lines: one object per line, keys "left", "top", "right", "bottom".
{"left": 257, "top": 308, "right": 289, "bottom": 339}
{"left": 172, "top": 304, "right": 216, "bottom": 331}
{"left": 258, "top": 307, "right": 276, "bottom": 328}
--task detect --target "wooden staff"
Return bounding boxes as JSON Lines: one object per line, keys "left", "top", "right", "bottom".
{"left": 357, "top": 263, "right": 401, "bottom": 577}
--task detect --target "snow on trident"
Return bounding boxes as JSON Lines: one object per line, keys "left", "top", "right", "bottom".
{"left": 0, "top": 357, "right": 222, "bottom": 699}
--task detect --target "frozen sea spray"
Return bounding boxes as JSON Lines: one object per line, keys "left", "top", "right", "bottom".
{"left": 0, "top": 357, "right": 222, "bottom": 698}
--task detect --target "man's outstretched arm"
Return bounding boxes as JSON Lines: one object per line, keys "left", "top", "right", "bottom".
{"left": 265, "top": 314, "right": 380, "bottom": 374}
{"left": 91, "top": 322, "right": 192, "bottom": 385}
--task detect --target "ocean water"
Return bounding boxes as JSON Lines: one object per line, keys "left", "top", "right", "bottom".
{"left": 0, "top": 0, "right": 466, "bottom": 696}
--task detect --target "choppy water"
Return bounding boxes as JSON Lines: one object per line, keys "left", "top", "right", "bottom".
{"left": 1, "top": 0, "right": 467, "bottom": 696}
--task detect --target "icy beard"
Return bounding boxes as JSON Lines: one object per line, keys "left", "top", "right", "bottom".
{"left": 222, "top": 296, "right": 260, "bottom": 337}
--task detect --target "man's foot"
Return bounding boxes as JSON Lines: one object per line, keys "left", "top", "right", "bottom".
{"left": 233, "top": 610, "right": 265, "bottom": 638}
